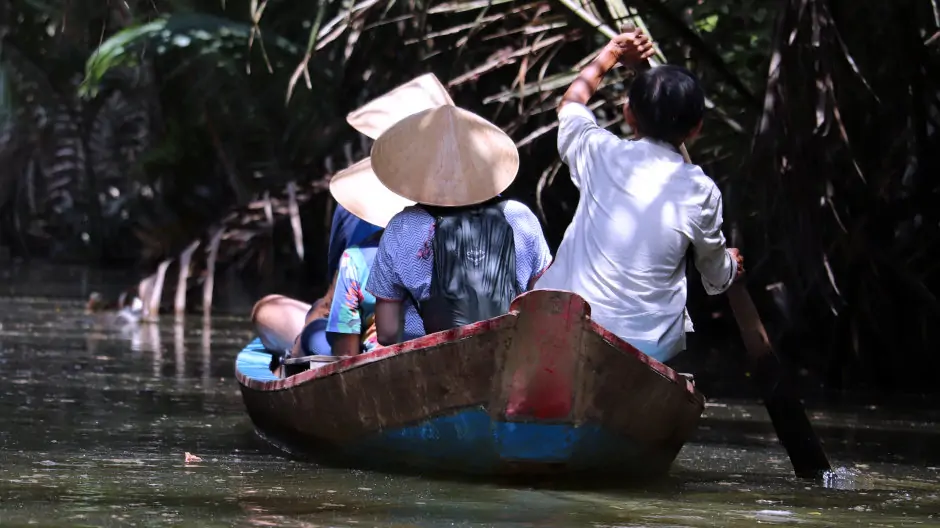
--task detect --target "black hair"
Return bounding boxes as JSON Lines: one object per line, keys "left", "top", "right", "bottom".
{"left": 627, "top": 65, "right": 705, "bottom": 145}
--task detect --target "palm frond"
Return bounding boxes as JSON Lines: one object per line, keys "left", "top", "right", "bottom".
{"left": 80, "top": 13, "right": 301, "bottom": 98}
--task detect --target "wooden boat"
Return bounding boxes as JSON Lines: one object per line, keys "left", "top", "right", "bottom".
{"left": 236, "top": 289, "right": 705, "bottom": 478}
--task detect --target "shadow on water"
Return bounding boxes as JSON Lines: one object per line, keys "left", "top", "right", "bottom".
{"left": 1, "top": 266, "right": 939, "bottom": 527}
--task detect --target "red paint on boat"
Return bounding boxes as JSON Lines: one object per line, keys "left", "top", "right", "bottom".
{"left": 503, "top": 292, "right": 585, "bottom": 420}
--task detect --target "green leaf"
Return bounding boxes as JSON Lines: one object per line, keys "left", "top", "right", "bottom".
{"left": 696, "top": 14, "right": 719, "bottom": 33}
{"left": 79, "top": 13, "right": 301, "bottom": 99}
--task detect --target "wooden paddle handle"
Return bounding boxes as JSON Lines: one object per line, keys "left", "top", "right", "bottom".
{"left": 725, "top": 282, "right": 773, "bottom": 363}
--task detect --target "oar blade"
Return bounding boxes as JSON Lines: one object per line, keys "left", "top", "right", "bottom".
{"left": 727, "top": 283, "right": 832, "bottom": 478}
{"left": 763, "top": 377, "right": 833, "bottom": 478}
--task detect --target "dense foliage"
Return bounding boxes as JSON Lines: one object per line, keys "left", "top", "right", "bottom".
{"left": 0, "top": 0, "right": 938, "bottom": 390}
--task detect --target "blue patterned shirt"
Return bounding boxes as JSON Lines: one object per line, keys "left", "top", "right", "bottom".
{"left": 326, "top": 244, "right": 380, "bottom": 352}
{"left": 364, "top": 200, "right": 553, "bottom": 341}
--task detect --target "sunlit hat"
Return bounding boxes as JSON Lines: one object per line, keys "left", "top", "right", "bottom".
{"left": 346, "top": 73, "right": 455, "bottom": 140}
{"left": 329, "top": 157, "right": 415, "bottom": 228}
{"left": 370, "top": 105, "right": 519, "bottom": 207}
{"left": 331, "top": 73, "right": 453, "bottom": 225}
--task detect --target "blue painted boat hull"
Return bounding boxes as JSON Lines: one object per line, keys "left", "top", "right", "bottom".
{"left": 343, "top": 407, "right": 666, "bottom": 476}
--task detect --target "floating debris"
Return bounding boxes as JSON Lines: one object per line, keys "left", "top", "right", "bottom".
{"left": 184, "top": 452, "right": 203, "bottom": 464}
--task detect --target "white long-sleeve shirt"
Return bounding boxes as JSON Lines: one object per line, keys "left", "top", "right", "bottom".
{"left": 535, "top": 103, "right": 737, "bottom": 363}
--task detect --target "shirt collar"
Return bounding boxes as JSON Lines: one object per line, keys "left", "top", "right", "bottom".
{"left": 636, "top": 137, "right": 684, "bottom": 158}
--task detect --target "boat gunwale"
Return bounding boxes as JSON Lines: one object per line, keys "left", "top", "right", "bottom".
{"left": 236, "top": 312, "right": 518, "bottom": 392}
{"left": 585, "top": 319, "right": 703, "bottom": 405}
{"left": 236, "top": 289, "right": 703, "bottom": 406}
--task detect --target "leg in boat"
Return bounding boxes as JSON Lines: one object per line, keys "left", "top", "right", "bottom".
{"left": 291, "top": 271, "right": 340, "bottom": 358}
{"left": 251, "top": 294, "right": 311, "bottom": 355}
{"left": 252, "top": 272, "right": 339, "bottom": 376}
{"left": 297, "top": 315, "right": 333, "bottom": 357}
{"left": 274, "top": 304, "right": 333, "bottom": 378}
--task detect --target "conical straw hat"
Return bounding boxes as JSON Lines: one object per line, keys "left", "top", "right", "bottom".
{"left": 346, "top": 73, "right": 455, "bottom": 140}
{"left": 329, "top": 157, "right": 415, "bottom": 228}
{"left": 370, "top": 105, "right": 519, "bottom": 207}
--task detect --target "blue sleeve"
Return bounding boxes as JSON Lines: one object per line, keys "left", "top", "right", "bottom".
{"left": 328, "top": 204, "right": 383, "bottom": 281}
{"left": 364, "top": 213, "right": 409, "bottom": 301}
{"left": 326, "top": 250, "right": 364, "bottom": 336}
{"left": 327, "top": 204, "right": 354, "bottom": 281}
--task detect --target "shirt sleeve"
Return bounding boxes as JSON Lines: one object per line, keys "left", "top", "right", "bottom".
{"left": 691, "top": 185, "right": 737, "bottom": 295}
{"left": 326, "top": 249, "right": 363, "bottom": 335}
{"left": 557, "top": 102, "right": 611, "bottom": 190}
{"left": 504, "top": 201, "right": 553, "bottom": 290}
{"left": 363, "top": 214, "right": 407, "bottom": 301}
{"left": 527, "top": 221, "right": 553, "bottom": 287}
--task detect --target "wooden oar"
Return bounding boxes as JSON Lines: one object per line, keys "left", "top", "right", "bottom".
{"left": 617, "top": 21, "right": 831, "bottom": 478}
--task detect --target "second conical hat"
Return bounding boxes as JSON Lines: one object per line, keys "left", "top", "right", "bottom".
{"left": 346, "top": 73, "right": 455, "bottom": 140}
{"left": 370, "top": 105, "right": 519, "bottom": 207}
{"left": 329, "top": 157, "right": 415, "bottom": 228}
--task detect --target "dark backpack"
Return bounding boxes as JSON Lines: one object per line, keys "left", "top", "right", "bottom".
{"left": 416, "top": 199, "right": 519, "bottom": 334}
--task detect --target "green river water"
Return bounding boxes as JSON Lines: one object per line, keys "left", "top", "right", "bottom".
{"left": 0, "top": 266, "right": 938, "bottom": 527}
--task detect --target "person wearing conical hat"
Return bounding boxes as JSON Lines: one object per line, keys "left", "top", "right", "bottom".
{"left": 322, "top": 71, "right": 455, "bottom": 281}
{"left": 297, "top": 157, "right": 416, "bottom": 358}
{"left": 363, "top": 105, "right": 553, "bottom": 345}
{"left": 250, "top": 75, "right": 442, "bottom": 367}
{"left": 251, "top": 159, "right": 415, "bottom": 361}
{"left": 534, "top": 28, "right": 744, "bottom": 365}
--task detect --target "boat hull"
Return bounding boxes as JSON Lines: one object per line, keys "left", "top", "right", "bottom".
{"left": 236, "top": 289, "right": 705, "bottom": 478}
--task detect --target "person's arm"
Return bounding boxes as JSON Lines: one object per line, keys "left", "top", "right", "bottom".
{"left": 510, "top": 203, "right": 553, "bottom": 291}
{"left": 363, "top": 214, "right": 408, "bottom": 346}
{"left": 327, "top": 334, "right": 361, "bottom": 356}
{"left": 373, "top": 300, "right": 404, "bottom": 346}
{"left": 325, "top": 250, "right": 367, "bottom": 355}
{"left": 558, "top": 29, "right": 654, "bottom": 111}
{"left": 556, "top": 29, "right": 654, "bottom": 188}
{"left": 692, "top": 186, "right": 744, "bottom": 294}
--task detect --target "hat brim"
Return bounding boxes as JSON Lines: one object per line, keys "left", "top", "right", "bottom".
{"left": 346, "top": 73, "right": 455, "bottom": 140}
{"left": 329, "top": 157, "right": 415, "bottom": 228}
{"left": 371, "top": 105, "right": 519, "bottom": 207}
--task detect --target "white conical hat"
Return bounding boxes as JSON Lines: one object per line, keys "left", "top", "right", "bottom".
{"left": 370, "top": 105, "right": 519, "bottom": 207}
{"left": 329, "top": 157, "right": 415, "bottom": 228}
{"left": 346, "top": 73, "right": 455, "bottom": 140}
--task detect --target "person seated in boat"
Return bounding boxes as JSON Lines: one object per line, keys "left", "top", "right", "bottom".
{"left": 534, "top": 28, "right": 744, "bottom": 365}
{"left": 327, "top": 203, "right": 383, "bottom": 285}
{"left": 250, "top": 238, "right": 380, "bottom": 360}
{"left": 363, "top": 105, "right": 553, "bottom": 346}
{"left": 251, "top": 160, "right": 412, "bottom": 359}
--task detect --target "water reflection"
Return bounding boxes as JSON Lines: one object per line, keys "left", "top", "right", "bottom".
{"left": 0, "top": 295, "right": 938, "bottom": 526}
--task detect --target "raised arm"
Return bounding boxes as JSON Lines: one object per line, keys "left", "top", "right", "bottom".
{"left": 557, "top": 29, "right": 655, "bottom": 188}
{"left": 558, "top": 29, "right": 654, "bottom": 111}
